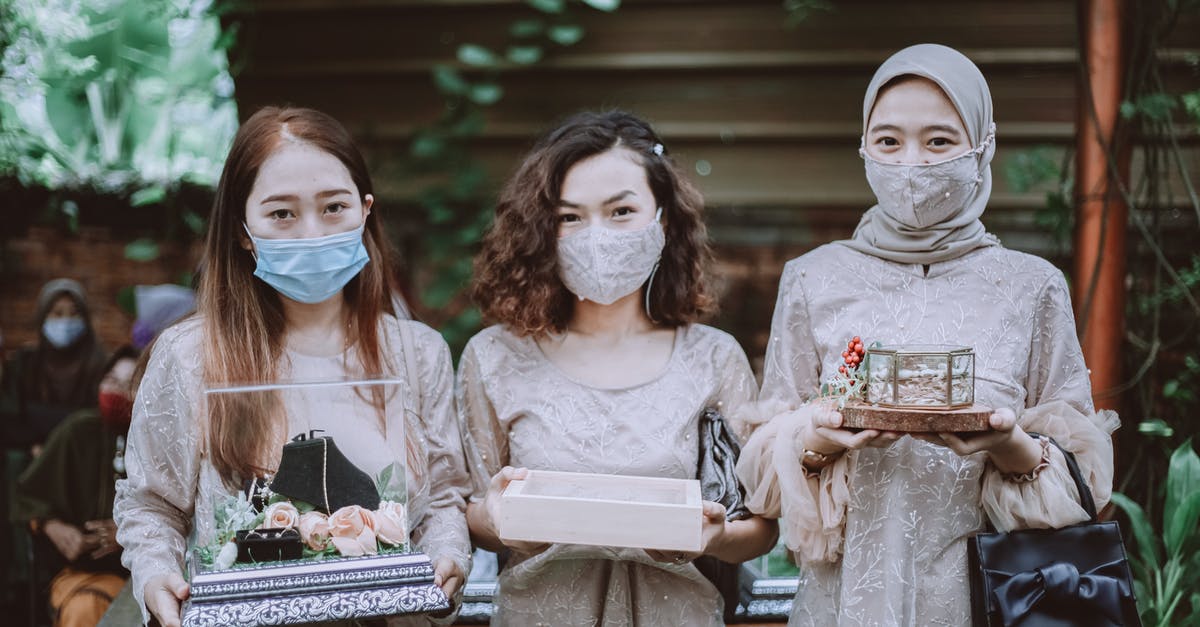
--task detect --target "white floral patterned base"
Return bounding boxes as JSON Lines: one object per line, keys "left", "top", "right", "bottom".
{"left": 181, "top": 552, "right": 449, "bottom": 626}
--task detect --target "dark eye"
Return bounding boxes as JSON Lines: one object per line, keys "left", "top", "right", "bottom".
{"left": 270, "top": 209, "right": 292, "bottom": 220}
{"left": 559, "top": 214, "right": 580, "bottom": 223}
{"left": 613, "top": 207, "right": 634, "bottom": 217}
{"left": 325, "top": 202, "right": 347, "bottom": 214}
{"left": 929, "top": 137, "right": 953, "bottom": 147}
{"left": 879, "top": 137, "right": 899, "bottom": 147}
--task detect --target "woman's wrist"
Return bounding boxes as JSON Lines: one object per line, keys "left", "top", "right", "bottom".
{"left": 986, "top": 426, "right": 1044, "bottom": 474}
{"left": 800, "top": 423, "right": 845, "bottom": 457}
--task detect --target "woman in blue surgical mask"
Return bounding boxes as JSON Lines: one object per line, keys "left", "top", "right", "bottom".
{"left": 1, "top": 278, "right": 109, "bottom": 452}
{"left": 112, "top": 107, "right": 472, "bottom": 627}
{"left": 736, "top": 44, "right": 1118, "bottom": 625}
{"left": 458, "top": 110, "right": 778, "bottom": 626}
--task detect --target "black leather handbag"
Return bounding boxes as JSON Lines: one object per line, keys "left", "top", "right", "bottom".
{"left": 695, "top": 407, "right": 752, "bottom": 622}
{"left": 968, "top": 435, "right": 1141, "bottom": 626}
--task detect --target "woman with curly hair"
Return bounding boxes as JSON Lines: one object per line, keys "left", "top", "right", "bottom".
{"left": 457, "top": 110, "right": 778, "bottom": 626}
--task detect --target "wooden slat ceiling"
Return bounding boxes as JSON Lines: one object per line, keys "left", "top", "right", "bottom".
{"left": 228, "top": 0, "right": 1200, "bottom": 354}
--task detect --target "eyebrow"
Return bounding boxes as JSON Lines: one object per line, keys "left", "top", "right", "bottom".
{"left": 868, "top": 123, "right": 963, "bottom": 137}
{"left": 558, "top": 190, "right": 636, "bottom": 209}
{"left": 259, "top": 189, "right": 354, "bottom": 204}
{"left": 923, "top": 124, "right": 963, "bottom": 137}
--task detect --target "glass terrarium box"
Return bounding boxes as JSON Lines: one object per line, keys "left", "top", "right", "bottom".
{"left": 842, "top": 345, "right": 991, "bottom": 432}
{"left": 181, "top": 378, "right": 449, "bottom": 627}
{"left": 865, "top": 345, "right": 975, "bottom": 408}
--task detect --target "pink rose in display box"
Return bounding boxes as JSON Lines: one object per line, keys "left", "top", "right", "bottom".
{"left": 328, "top": 505, "right": 378, "bottom": 556}
{"left": 298, "top": 511, "right": 331, "bottom": 551}
{"left": 261, "top": 501, "right": 300, "bottom": 529}
{"left": 374, "top": 500, "right": 408, "bottom": 547}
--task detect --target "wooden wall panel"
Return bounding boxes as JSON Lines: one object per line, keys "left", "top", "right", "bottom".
{"left": 229, "top": 0, "right": 1200, "bottom": 359}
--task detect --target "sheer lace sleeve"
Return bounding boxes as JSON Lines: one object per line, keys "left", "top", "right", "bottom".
{"left": 113, "top": 323, "right": 203, "bottom": 624}
{"left": 710, "top": 332, "right": 761, "bottom": 442}
{"left": 456, "top": 336, "right": 507, "bottom": 502}
{"left": 404, "top": 322, "right": 472, "bottom": 578}
{"left": 980, "top": 273, "right": 1118, "bottom": 530}
{"left": 737, "top": 262, "right": 851, "bottom": 563}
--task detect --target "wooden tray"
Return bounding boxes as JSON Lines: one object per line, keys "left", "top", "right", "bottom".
{"left": 840, "top": 401, "right": 993, "bottom": 433}
{"left": 498, "top": 470, "right": 702, "bottom": 552}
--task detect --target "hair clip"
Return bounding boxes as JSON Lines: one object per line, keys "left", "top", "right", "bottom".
{"left": 651, "top": 143, "right": 664, "bottom": 156}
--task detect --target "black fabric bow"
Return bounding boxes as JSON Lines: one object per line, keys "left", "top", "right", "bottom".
{"left": 990, "top": 560, "right": 1131, "bottom": 626}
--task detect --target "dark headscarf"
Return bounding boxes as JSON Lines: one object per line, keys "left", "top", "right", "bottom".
{"left": 5, "top": 279, "right": 109, "bottom": 444}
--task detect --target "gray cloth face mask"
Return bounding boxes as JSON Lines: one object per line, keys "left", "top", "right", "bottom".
{"left": 556, "top": 209, "right": 665, "bottom": 305}
{"left": 860, "top": 129, "right": 993, "bottom": 229}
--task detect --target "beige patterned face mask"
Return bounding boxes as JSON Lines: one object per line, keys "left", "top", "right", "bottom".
{"left": 860, "top": 128, "right": 994, "bottom": 229}
{"left": 556, "top": 211, "right": 665, "bottom": 305}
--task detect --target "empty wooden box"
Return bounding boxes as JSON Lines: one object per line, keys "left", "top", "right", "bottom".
{"left": 498, "top": 470, "right": 703, "bottom": 552}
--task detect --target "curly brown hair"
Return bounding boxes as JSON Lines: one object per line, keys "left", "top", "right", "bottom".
{"left": 473, "top": 110, "right": 716, "bottom": 336}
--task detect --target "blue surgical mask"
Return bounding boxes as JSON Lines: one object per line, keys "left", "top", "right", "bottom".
{"left": 245, "top": 224, "right": 370, "bottom": 304}
{"left": 43, "top": 317, "right": 86, "bottom": 348}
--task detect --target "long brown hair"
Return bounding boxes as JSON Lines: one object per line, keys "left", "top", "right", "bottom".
{"left": 197, "top": 106, "right": 400, "bottom": 483}
{"left": 473, "top": 110, "right": 716, "bottom": 335}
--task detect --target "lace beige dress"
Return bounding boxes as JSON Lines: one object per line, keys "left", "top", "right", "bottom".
{"left": 736, "top": 243, "right": 1118, "bottom": 626}
{"left": 457, "top": 323, "right": 758, "bottom": 627}
{"left": 113, "top": 316, "right": 472, "bottom": 625}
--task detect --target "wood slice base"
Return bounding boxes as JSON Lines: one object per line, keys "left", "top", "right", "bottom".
{"left": 841, "top": 401, "right": 993, "bottom": 433}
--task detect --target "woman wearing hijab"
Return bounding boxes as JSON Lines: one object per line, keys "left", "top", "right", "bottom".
{"left": 2, "top": 278, "right": 109, "bottom": 450}
{"left": 735, "top": 44, "right": 1117, "bottom": 625}
{"left": 15, "top": 345, "right": 139, "bottom": 627}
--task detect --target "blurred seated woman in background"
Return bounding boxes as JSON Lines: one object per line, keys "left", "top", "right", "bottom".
{"left": 16, "top": 345, "right": 139, "bottom": 627}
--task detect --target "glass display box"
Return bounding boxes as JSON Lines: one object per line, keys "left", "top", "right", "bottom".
{"left": 180, "top": 377, "right": 449, "bottom": 627}
{"left": 865, "top": 345, "right": 975, "bottom": 409}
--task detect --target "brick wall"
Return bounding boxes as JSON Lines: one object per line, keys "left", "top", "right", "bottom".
{"left": 0, "top": 227, "right": 199, "bottom": 355}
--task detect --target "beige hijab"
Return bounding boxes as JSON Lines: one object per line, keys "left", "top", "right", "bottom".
{"left": 839, "top": 43, "right": 1000, "bottom": 264}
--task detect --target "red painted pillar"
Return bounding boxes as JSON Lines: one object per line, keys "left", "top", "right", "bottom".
{"left": 1073, "top": 0, "right": 1128, "bottom": 411}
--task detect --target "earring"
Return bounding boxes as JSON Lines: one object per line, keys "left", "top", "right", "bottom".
{"left": 644, "top": 261, "right": 660, "bottom": 323}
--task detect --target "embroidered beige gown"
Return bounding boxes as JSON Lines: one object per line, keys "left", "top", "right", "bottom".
{"left": 457, "top": 323, "right": 758, "bottom": 627}
{"left": 113, "top": 317, "right": 472, "bottom": 625}
{"left": 736, "top": 243, "right": 1118, "bottom": 626}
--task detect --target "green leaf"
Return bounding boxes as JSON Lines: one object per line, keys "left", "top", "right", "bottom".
{"left": 431, "top": 64, "right": 469, "bottom": 96}
{"left": 183, "top": 210, "right": 206, "bottom": 236}
{"left": 468, "top": 83, "right": 503, "bottom": 105}
{"left": 1164, "top": 379, "right": 1182, "bottom": 398}
{"left": 581, "top": 0, "right": 621, "bottom": 11}
{"left": 117, "top": 286, "right": 137, "bottom": 315}
{"left": 457, "top": 44, "right": 497, "bottom": 67}
{"left": 131, "top": 185, "right": 166, "bottom": 206}
{"left": 410, "top": 134, "right": 445, "bottom": 159}
{"left": 526, "top": 0, "right": 565, "bottom": 13}
{"left": 1139, "top": 418, "right": 1176, "bottom": 438}
{"left": 547, "top": 24, "right": 585, "bottom": 46}
{"left": 509, "top": 18, "right": 545, "bottom": 39}
{"left": 1165, "top": 441, "right": 1200, "bottom": 535}
{"left": 124, "top": 238, "right": 160, "bottom": 262}
{"left": 1165, "top": 490, "right": 1200, "bottom": 559}
{"left": 1111, "top": 492, "right": 1163, "bottom": 572}
{"left": 506, "top": 45, "right": 543, "bottom": 65}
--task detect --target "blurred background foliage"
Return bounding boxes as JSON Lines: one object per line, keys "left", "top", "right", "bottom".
{"left": 397, "top": 0, "right": 623, "bottom": 356}
{"left": 0, "top": 0, "right": 237, "bottom": 258}
{"left": 999, "top": 2, "right": 1200, "bottom": 621}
